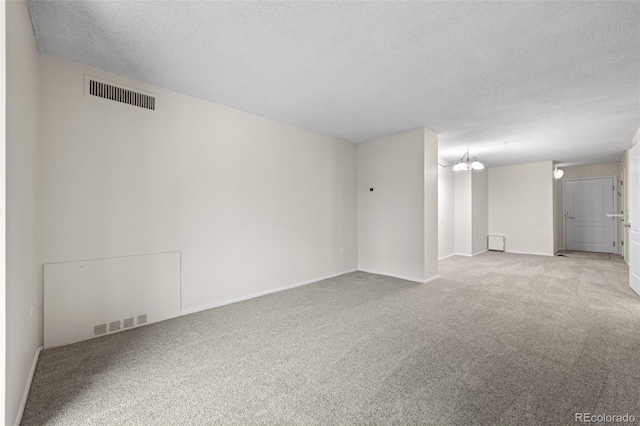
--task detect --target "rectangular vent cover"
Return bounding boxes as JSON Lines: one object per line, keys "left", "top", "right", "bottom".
{"left": 88, "top": 78, "right": 155, "bottom": 110}
{"left": 94, "top": 324, "right": 107, "bottom": 336}
{"left": 488, "top": 235, "right": 505, "bottom": 252}
{"left": 109, "top": 320, "right": 121, "bottom": 332}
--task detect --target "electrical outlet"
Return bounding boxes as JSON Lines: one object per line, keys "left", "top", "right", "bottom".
{"left": 30, "top": 304, "right": 35, "bottom": 318}
{"left": 340, "top": 247, "right": 346, "bottom": 252}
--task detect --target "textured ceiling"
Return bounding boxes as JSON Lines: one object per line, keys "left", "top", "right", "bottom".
{"left": 28, "top": 1, "right": 640, "bottom": 167}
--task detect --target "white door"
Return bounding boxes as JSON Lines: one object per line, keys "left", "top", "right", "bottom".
{"left": 564, "top": 177, "right": 616, "bottom": 253}
{"left": 629, "top": 144, "right": 640, "bottom": 296}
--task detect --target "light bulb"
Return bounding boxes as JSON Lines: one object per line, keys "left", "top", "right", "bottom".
{"left": 471, "top": 158, "right": 485, "bottom": 170}
{"left": 554, "top": 168, "right": 564, "bottom": 179}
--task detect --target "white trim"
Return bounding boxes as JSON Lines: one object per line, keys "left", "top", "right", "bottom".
{"left": 438, "top": 253, "right": 457, "bottom": 260}
{"left": 504, "top": 250, "right": 555, "bottom": 257}
{"left": 439, "top": 251, "right": 488, "bottom": 260}
{"left": 563, "top": 175, "right": 619, "bottom": 181}
{"left": 424, "top": 274, "right": 440, "bottom": 284}
{"left": 14, "top": 346, "right": 42, "bottom": 426}
{"left": 180, "top": 269, "right": 357, "bottom": 315}
{"left": 357, "top": 269, "right": 425, "bottom": 284}
{"left": 0, "top": 3, "right": 6, "bottom": 423}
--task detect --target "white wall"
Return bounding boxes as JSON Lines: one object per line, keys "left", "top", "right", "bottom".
{"left": 5, "top": 2, "right": 41, "bottom": 424}
{"left": 471, "top": 169, "right": 488, "bottom": 254}
{"left": 357, "top": 127, "right": 438, "bottom": 282}
{"left": 451, "top": 169, "right": 487, "bottom": 256}
{"left": 39, "top": 54, "right": 358, "bottom": 314}
{"left": 454, "top": 172, "right": 472, "bottom": 256}
{"left": 437, "top": 161, "right": 455, "bottom": 258}
{"left": 424, "top": 131, "right": 439, "bottom": 279}
{"left": 553, "top": 176, "right": 562, "bottom": 253}
{"left": 488, "top": 161, "right": 554, "bottom": 256}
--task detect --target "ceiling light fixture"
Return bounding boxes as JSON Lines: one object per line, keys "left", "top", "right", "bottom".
{"left": 453, "top": 150, "right": 484, "bottom": 171}
{"left": 554, "top": 166, "right": 564, "bottom": 179}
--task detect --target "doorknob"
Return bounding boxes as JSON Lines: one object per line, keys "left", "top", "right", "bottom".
{"left": 624, "top": 223, "right": 631, "bottom": 228}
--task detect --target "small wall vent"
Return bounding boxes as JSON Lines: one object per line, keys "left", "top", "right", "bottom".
{"left": 488, "top": 235, "right": 505, "bottom": 252}
{"left": 87, "top": 77, "right": 155, "bottom": 110}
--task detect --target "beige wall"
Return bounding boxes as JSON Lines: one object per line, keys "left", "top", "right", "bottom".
{"left": 5, "top": 2, "right": 41, "bottom": 424}
{"left": 452, "top": 169, "right": 487, "bottom": 256}
{"left": 40, "top": 53, "right": 358, "bottom": 314}
{"left": 488, "top": 161, "right": 554, "bottom": 256}
{"left": 561, "top": 163, "right": 618, "bottom": 180}
{"left": 471, "top": 169, "right": 488, "bottom": 254}
{"left": 438, "top": 161, "right": 455, "bottom": 258}
{"left": 358, "top": 128, "right": 438, "bottom": 282}
{"left": 454, "top": 172, "right": 472, "bottom": 256}
{"left": 554, "top": 163, "right": 620, "bottom": 253}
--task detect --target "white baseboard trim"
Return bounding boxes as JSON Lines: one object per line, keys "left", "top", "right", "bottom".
{"left": 357, "top": 268, "right": 423, "bottom": 283}
{"left": 181, "top": 269, "right": 357, "bottom": 316}
{"left": 15, "top": 345, "right": 42, "bottom": 426}
{"left": 438, "top": 253, "right": 457, "bottom": 260}
{"left": 439, "top": 251, "right": 487, "bottom": 260}
{"left": 424, "top": 274, "right": 440, "bottom": 284}
{"left": 357, "top": 268, "right": 433, "bottom": 284}
{"left": 505, "top": 250, "right": 554, "bottom": 257}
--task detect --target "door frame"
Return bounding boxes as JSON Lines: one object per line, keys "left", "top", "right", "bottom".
{"left": 628, "top": 143, "right": 640, "bottom": 296}
{"left": 1, "top": 2, "right": 6, "bottom": 422}
{"left": 562, "top": 176, "right": 618, "bottom": 253}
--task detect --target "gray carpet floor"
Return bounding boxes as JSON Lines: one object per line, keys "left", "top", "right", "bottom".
{"left": 22, "top": 252, "right": 640, "bottom": 425}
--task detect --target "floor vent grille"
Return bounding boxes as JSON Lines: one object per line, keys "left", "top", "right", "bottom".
{"left": 93, "top": 314, "right": 147, "bottom": 338}
{"left": 88, "top": 79, "right": 155, "bottom": 110}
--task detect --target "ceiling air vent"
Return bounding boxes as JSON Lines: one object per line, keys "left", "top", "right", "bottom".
{"left": 87, "top": 77, "right": 155, "bottom": 110}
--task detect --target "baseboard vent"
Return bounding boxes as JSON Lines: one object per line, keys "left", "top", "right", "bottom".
{"left": 86, "top": 76, "right": 155, "bottom": 110}
{"left": 94, "top": 324, "right": 107, "bottom": 336}
{"left": 109, "top": 320, "right": 121, "bottom": 332}
{"left": 94, "top": 313, "right": 146, "bottom": 338}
